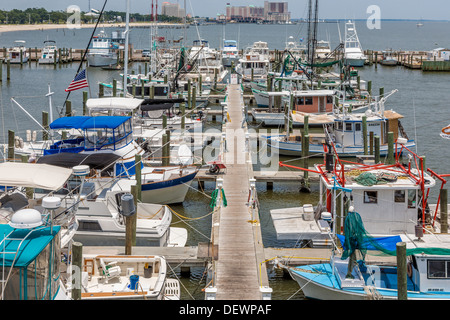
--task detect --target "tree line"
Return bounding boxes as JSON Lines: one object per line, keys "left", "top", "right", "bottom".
{"left": 0, "top": 8, "right": 183, "bottom": 24}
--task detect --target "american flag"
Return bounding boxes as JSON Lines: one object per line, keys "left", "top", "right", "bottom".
{"left": 65, "top": 69, "right": 89, "bottom": 92}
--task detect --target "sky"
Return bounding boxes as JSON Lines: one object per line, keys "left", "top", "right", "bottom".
{"left": 0, "top": 0, "right": 448, "bottom": 20}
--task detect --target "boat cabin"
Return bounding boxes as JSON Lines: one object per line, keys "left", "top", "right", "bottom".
{"left": 409, "top": 253, "right": 450, "bottom": 293}
{"left": 45, "top": 116, "right": 134, "bottom": 155}
{"left": 332, "top": 110, "right": 405, "bottom": 148}
{"left": 293, "top": 90, "right": 335, "bottom": 113}
{"left": 318, "top": 164, "right": 436, "bottom": 235}
{"left": 0, "top": 224, "right": 64, "bottom": 300}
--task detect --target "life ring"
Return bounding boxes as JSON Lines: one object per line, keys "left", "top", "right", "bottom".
{"left": 407, "top": 262, "right": 413, "bottom": 278}
{"left": 442, "top": 125, "right": 450, "bottom": 135}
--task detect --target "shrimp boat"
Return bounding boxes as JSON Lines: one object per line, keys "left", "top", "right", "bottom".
{"left": 266, "top": 90, "right": 415, "bottom": 157}
{"left": 42, "top": 115, "right": 198, "bottom": 205}
{"left": 222, "top": 39, "right": 240, "bottom": 67}
{"left": 236, "top": 41, "right": 270, "bottom": 83}
{"left": 87, "top": 31, "right": 118, "bottom": 67}
{"left": 276, "top": 137, "right": 450, "bottom": 300}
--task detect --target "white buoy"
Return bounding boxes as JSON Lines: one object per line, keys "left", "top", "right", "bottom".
{"left": 9, "top": 209, "right": 43, "bottom": 229}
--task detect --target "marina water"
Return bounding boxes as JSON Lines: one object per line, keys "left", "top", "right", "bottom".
{"left": 0, "top": 20, "right": 449, "bottom": 300}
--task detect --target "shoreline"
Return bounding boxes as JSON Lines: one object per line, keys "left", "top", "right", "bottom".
{"left": 0, "top": 22, "right": 180, "bottom": 33}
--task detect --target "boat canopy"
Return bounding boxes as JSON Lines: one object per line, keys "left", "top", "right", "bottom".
{"left": 86, "top": 97, "right": 144, "bottom": 112}
{"left": 80, "top": 116, "right": 132, "bottom": 129}
{"left": 49, "top": 116, "right": 91, "bottom": 130}
{"left": 0, "top": 162, "right": 72, "bottom": 190}
{"left": 0, "top": 225, "right": 61, "bottom": 268}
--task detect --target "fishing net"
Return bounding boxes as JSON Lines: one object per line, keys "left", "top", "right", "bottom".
{"left": 339, "top": 211, "right": 450, "bottom": 264}
{"left": 354, "top": 172, "right": 389, "bottom": 186}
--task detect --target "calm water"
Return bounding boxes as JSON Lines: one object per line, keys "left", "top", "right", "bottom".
{"left": 0, "top": 21, "right": 449, "bottom": 300}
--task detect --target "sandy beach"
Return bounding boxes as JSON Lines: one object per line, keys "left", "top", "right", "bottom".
{"left": 0, "top": 22, "right": 177, "bottom": 33}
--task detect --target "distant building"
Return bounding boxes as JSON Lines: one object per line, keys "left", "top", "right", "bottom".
{"left": 225, "top": 2, "right": 290, "bottom": 23}
{"left": 161, "top": 2, "right": 185, "bottom": 18}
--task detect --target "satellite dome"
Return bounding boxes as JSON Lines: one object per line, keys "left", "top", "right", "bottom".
{"left": 9, "top": 209, "right": 43, "bottom": 229}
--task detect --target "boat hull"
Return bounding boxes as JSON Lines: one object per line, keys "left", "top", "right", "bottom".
{"left": 266, "top": 136, "right": 416, "bottom": 157}
{"left": 344, "top": 57, "right": 365, "bottom": 67}
{"left": 87, "top": 53, "right": 118, "bottom": 67}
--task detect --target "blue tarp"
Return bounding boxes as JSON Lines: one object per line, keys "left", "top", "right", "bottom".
{"left": 0, "top": 224, "right": 61, "bottom": 268}
{"left": 49, "top": 116, "right": 91, "bottom": 129}
{"left": 81, "top": 116, "right": 131, "bottom": 129}
{"left": 336, "top": 234, "right": 403, "bottom": 252}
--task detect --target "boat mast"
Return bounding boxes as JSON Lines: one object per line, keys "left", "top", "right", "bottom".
{"left": 123, "top": 0, "right": 130, "bottom": 89}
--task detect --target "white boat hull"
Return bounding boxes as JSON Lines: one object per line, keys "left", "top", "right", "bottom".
{"left": 87, "top": 53, "right": 118, "bottom": 67}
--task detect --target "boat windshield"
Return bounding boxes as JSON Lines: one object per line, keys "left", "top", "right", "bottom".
{"left": 84, "top": 118, "right": 132, "bottom": 151}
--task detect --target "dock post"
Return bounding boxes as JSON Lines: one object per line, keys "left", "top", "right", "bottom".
{"left": 387, "top": 132, "right": 394, "bottom": 165}
{"left": 302, "top": 134, "right": 310, "bottom": 191}
{"left": 0, "top": 59, "right": 2, "bottom": 83}
{"left": 54, "top": 49, "right": 57, "bottom": 66}
{"left": 134, "top": 155, "right": 142, "bottom": 206}
{"left": 162, "top": 133, "right": 169, "bottom": 166}
{"left": 362, "top": 116, "right": 368, "bottom": 155}
{"left": 396, "top": 242, "right": 407, "bottom": 300}
{"left": 374, "top": 135, "right": 380, "bottom": 163}
{"left": 7, "top": 59, "right": 10, "bottom": 81}
{"left": 35, "top": 47, "right": 38, "bottom": 62}
{"left": 83, "top": 91, "right": 88, "bottom": 115}
{"left": 98, "top": 83, "right": 104, "bottom": 98}
{"left": 144, "top": 62, "right": 148, "bottom": 75}
{"left": 180, "top": 101, "right": 186, "bottom": 130}
{"left": 369, "top": 131, "right": 374, "bottom": 155}
{"left": 71, "top": 242, "right": 83, "bottom": 300}
{"left": 192, "top": 86, "right": 197, "bottom": 109}
{"left": 150, "top": 85, "right": 154, "bottom": 99}
{"left": 113, "top": 79, "right": 117, "bottom": 97}
{"left": 374, "top": 51, "right": 378, "bottom": 69}
{"left": 187, "top": 79, "right": 192, "bottom": 109}
{"left": 441, "top": 189, "right": 448, "bottom": 233}
{"left": 20, "top": 49, "right": 23, "bottom": 66}
{"left": 42, "top": 111, "right": 49, "bottom": 141}
{"left": 379, "top": 87, "right": 384, "bottom": 100}
{"left": 141, "top": 80, "right": 145, "bottom": 99}
{"left": 8, "top": 130, "right": 14, "bottom": 160}
{"left": 66, "top": 100, "right": 72, "bottom": 117}
{"left": 132, "top": 84, "right": 136, "bottom": 97}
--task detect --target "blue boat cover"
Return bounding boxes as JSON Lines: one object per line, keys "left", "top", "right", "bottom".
{"left": 0, "top": 224, "right": 61, "bottom": 268}
{"left": 337, "top": 234, "right": 402, "bottom": 253}
{"left": 49, "top": 116, "right": 92, "bottom": 129}
{"left": 81, "top": 116, "right": 131, "bottom": 129}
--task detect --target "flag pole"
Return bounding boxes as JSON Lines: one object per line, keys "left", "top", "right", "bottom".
{"left": 62, "top": 0, "right": 108, "bottom": 115}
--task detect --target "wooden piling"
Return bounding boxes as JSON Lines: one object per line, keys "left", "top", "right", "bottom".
{"left": 374, "top": 135, "right": 380, "bottom": 163}
{"left": 83, "top": 91, "right": 88, "bottom": 115}
{"left": 42, "top": 111, "right": 49, "bottom": 141}
{"left": 7, "top": 59, "right": 10, "bottom": 81}
{"left": 162, "top": 133, "right": 169, "bottom": 166}
{"left": 66, "top": 100, "right": 72, "bottom": 117}
{"left": 72, "top": 242, "right": 83, "bottom": 300}
{"left": 396, "top": 242, "right": 407, "bottom": 300}
{"left": 8, "top": 130, "right": 14, "bottom": 160}
{"left": 113, "top": 79, "right": 117, "bottom": 97}
{"left": 362, "top": 116, "right": 368, "bottom": 155}
{"left": 387, "top": 132, "right": 394, "bottom": 164}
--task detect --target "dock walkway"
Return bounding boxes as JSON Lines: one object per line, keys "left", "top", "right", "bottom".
{"left": 211, "top": 83, "right": 269, "bottom": 300}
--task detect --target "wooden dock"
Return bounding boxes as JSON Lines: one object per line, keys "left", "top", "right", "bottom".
{"left": 208, "top": 83, "right": 270, "bottom": 300}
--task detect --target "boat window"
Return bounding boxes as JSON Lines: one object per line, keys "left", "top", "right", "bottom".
{"left": 335, "top": 121, "right": 343, "bottom": 131}
{"left": 355, "top": 123, "right": 361, "bottom": 131}
{"left": 394, "top": 190, "right": 406, "bottom": 203}
{"left": 327, "top": 96, "right": 333, "bottom": 104}
{"left": 297, "top": 97, "right": 305, "bottom": 105}
{"left": 364, "top": 191, "right": 378, "bottom": 204}
{"left": 408, "top": 190, "right": 416, "bottom": 208}
{"left": 305, "top": 97, "right": 313, "bottom": 105}
{"left": 78, "top": 220, "right": 102, "bottom": 231}
{"left": 428, "top": 260, "right": 450, "bottom": 279}
{"left": 345, "top": 122, "right": 353, "bottom": 131}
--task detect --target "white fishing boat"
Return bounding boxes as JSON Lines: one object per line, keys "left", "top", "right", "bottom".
{"left": 8, "top": 40, "right": 29, "bottom": 64}
{"left": 78, "top": 254, "right": 180, "bottom": 300}
{"left": 222, "top": 39, "right": 240, "bottom": 67}
{"left": 38, "top": 40, "right": 59, "bottom": 64}
{"left": 266, "top": 90, "right": 414, "bottom": 157}
{"left": 344, "top": 21, "right": 367, "bottom": 67}
{"left": 87, "top": 31, "right": 118, "bottom": 67}
{"left": 236, "top": 41, "right": 270, "bottom": 82}
{"left": 42, "top": 115, "right": 198, "bottom": 205}
{"left": 380, "top": 50, "right": 398, "bottom": 66}
{"left": 315, "top": 40, "right": 332, "bottom": 59}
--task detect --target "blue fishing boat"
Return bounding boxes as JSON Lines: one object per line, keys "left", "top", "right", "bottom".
{"left": 42, "top": 115, "right": 198, "bottom": 204}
